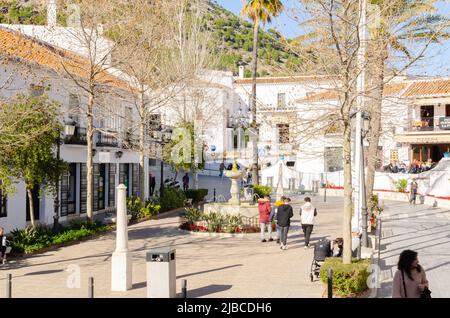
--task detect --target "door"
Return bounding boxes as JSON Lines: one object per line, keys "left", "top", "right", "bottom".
{"left": 420, "top": 105, "right": 434, "bottom": 130}
{"left": 25, "top": 185, "right": 40, "bottom": 221}
{"left": 98, "top": 164, "right": 106, "bottom": 210}
{"left": 446, "top": 104, "right": 450, "bottom": 117}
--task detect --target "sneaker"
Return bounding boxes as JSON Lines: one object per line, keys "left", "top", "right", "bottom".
{"left": 261, "top": 239, "right": 267, "bottom": 243}
{"left": 282, "top": 245, "right": 287, "bottom": 250}
{"left": 280, "top": 245, "right": 284, "bottom": 250}
{"left": 276, "top": 239, "right": 280, "bottom": 244}
{"left": 268, "top": 238, "right": 274, "bottom": 242}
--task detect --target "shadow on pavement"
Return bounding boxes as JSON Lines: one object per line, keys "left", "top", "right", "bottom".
{"left": 24, "top": 269, "right": 65, "bottom": 276}
{"left": 177, "top": 264, "right": 243, "bottom": 280}
{"left": 184, "top": 284, "right": 233, "bottom": 298}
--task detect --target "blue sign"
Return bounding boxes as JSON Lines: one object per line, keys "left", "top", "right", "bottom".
{"left": 211, "top": 145, "right": 216, "bottom": 152}
{"left": 279, "top": 155, "right": 285, "bottom": 160}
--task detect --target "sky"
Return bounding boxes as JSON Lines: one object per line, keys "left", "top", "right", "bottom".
{"left": 213, "top": 0, "right": 450, "bottom": 76}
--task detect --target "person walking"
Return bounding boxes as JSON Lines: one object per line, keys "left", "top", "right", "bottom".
{"left": 271, "top": 196, "right": 285, "bottom": 244}
{"left": 299, "top": 196, "right": 317, "bottom": 249}
{"left": 0, "top": 227, "right": 7, "bottom": 264}
{"left": 182, "top": 173, "right": 189, "bottom": 191}
{"left": 219, "top": 162, "right": 225, "bottom": 178}
{"left": 392, "top": 250, "right": 430, "bottom": 298}
{"left": 409, "top": 178, "right": 418, "bottom": 204}
{"left": 149, "top": 173, "right": 156, "bottom": 196}
{"left": 258, "top": 195, "right": 273, "bottom": 242}
{"left": 276, "top": 197, "right": 293, "bottom": 250}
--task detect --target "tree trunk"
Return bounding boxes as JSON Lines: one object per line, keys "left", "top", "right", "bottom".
{"left": 139, "top": 90, "right": 146, "bottom": 201}
{"left": 86, "top": 92, "right": 94, "bottom": 223}
{"left": 365, "top": 43, "right": 387, "bottom": 212}
{"left": 27, "top": 187, "right": 36, "bottom": 229}
{"left": 342, "top": 117, "right": 353, "bottom": 264}
{"left": 250, "top": 18, "right": 260, "bottom": 186}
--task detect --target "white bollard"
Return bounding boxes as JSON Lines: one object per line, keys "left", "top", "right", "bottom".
{"left": 111, "top": 184, "right": 132, "bottom": 291}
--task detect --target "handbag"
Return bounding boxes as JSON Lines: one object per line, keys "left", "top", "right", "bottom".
{"left": 421, "top": 287, "right": 432, "bottom": 299}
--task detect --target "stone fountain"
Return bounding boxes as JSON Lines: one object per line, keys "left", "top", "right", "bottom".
{"left": 203, "top": 160, "right": 258, "bottom": 218}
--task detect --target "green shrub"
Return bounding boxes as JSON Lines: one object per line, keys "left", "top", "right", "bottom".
{"left": 160, "top": 187, "right": 186, "bottom": 212}
{"left": 141, "top": 201, "right": 161, "bottom": 218}
{"left": 127, "top": 196, "right": 143, "bottom": 220}
{"left": 222, "top": 214, "right": 243, "bottom": 233}
{"left": 253, "top": 185, "right": 272, "bottom": 198}
{"left": 184, "top": 189, "right": 209, "bottom": 202}
{"left": 7, "top": 221, "right": 111, "bottom": 254}
{"left": 394, "top": 179, "right": 408, "bottom": 192}
{"left": 203, "top": 212, "right": 225, "bottom": 232}
{"left": 319, "top": 258, "right": 371, "bottom": 297}
{"left": 184, "top": 207, "right": 203, "bottom": 224}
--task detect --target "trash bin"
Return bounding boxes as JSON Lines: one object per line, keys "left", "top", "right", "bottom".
{"left": 146, "top": 248, "right": 176, "bottom": 298}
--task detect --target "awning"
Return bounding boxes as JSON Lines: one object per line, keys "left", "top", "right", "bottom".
{"left": 395, "top": 133, "right": 450, "bottom": 144}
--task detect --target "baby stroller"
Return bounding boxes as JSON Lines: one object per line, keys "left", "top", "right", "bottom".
{"left": 310, "top": 238, "right": 332, "bottom": 282}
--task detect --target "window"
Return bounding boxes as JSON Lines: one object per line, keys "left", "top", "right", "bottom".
{"left": 277, "top": 124, "right": 290, "bottom": 144}
{"left": 26, "top": 186, "right": 40, "bottom": 221}
{"left": 68, "top": 94, "right": 80, "bottom": 122}
{"left": 267, "top": 177, "right": 273, "bottom": 187}
{"left": 446, "top": 104, "right": 450, "bottom": 117}
{"left": 147, "top": 114, "right": 161, "bottom": 136}
{"left": 277, "top": 93, "right": 286, "bottom": 108}
{"left": 0, "top": 187, "right": 6, "bottom": 218}
{"left": 29, "top": 84, "right": 44, "bottom": 97}
{"left": 67, "top": 163, "right": 77, "bottom": 214}
{"left": 324, "top": 147, "right": 343, "bottom": 172}
{"left": 98, "top": 164, "right": 106, "bottom": 210}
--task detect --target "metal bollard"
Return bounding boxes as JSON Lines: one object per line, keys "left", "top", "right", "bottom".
{"left": 213, "top": 188, "right": 216, "bottom": 202}
{"left": 327, "top": 269, "right": 333, "bottom": 298}
{"left": 182, "top": 279, "right": 187, "bottom": 298}
{"left": 88, "top": 277, "right": 94, "bottom": 298}
{"left": 5, "top": 274, "right": 11, "bottom": 298}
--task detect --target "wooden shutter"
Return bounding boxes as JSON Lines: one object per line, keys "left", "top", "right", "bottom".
{"left": 93, "top": 164, "right": 99, "bottom": 211}
{"left": 109, "top": 163, "right": 116, "bottom": 207}
{"left": 80, "top": 164, "right": 87, "bottom": 214}
{"left": 60, "top": 169, "right": 69, "bottom": 217}
{"left": 132, "top": 163, "right": 140, "bottom": 197}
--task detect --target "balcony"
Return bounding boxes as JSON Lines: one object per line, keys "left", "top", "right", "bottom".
{"left": 64, "top": 127, "right": 87, "bottom": 145}
{"left": 407, "top": 117, "right": 450, "bottom": 132}
{"left": 96, "top": 132, "right": 119, "bottom": 147}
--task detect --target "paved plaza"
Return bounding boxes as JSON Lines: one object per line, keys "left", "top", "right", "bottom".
{"left": 378, "top": 201, "right": 450, "bottom": 298}
{"left": 0, "top": 194, "right": 342, "bottom": 298}
{"left": 2, "top": 178, "right": 450, "bottom": 298}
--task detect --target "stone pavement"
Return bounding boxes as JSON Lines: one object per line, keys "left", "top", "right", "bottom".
{"left": 378, "top": 201, "right": 450, "bottom": 298}
{"left": 0, "top": 195, "right": 342, "bottom": 298}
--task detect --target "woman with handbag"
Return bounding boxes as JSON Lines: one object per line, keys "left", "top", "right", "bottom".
{"left": 392, "top": 250, "right": 431, "bottom": 298}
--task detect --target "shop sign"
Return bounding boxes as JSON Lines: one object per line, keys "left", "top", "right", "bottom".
{"left": 439, "top": 117, "right": 450, "bottom": 130}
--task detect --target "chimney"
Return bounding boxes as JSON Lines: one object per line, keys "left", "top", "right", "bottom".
{"left": 47, "top": 0, "right": 57, "bottom": 28}
{"left": 238, "top": 65, "right": 244, "bottom": 79}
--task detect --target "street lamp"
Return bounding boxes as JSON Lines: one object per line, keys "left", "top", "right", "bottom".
{"left": 53, "top": 122, "right": 75, "bottom": 231}
{"left": 360, "top": 112, "right": 371, "bottom": 248}
{"left": 152, "top": 127, "right": 172, "bottom": 198}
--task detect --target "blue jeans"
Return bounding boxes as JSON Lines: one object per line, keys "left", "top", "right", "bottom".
{"left": 279, "top": 226, "right": 290, "bottom": 246}
{"left": 260, "top": 222, "right": 272, "bottom": 240}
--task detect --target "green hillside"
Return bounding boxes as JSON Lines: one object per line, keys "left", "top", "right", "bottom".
{"left": 0, "top": 0, "right": 303, "bottom": 77}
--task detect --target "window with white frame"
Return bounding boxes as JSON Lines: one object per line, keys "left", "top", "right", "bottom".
{"left": 277, "top": 124, "right": 289, "bottom": 144}
{"left": 68, "top": 93, "right": 80, "bottom": 123}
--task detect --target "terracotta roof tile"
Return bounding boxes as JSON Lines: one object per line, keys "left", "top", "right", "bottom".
{"left": 403, "top": 79, "right": 450, "bottom": 97}
{"left": 235, "top": 75, "right": 334, "bottom": 85}
{"left": 0, "top": 27, "right": 132, "bottom": 92}
{"left": 296, "top": 82, "right": 409, "bottom": 103}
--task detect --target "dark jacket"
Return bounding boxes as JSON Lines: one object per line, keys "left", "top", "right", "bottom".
{"left": 276, "top": 204, "right": 293, "bottom": 227}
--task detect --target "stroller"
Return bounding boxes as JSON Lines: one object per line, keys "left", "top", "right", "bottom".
{"left": 310, "top": 238, "right": 332, "bottom": 282}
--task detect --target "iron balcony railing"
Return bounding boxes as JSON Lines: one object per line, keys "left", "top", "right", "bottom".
{"left": 64, "top": 127, "right": 87, "bottom": 145}
{"left": 97, "top": 132, "right": 119, "bottom": 147}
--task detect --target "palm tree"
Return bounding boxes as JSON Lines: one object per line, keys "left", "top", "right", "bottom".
{"left": 241, "top": 0, "right": 284, "bottom": 185}
{"left": 365, "top": 0, "right": 449, "bottom": 211}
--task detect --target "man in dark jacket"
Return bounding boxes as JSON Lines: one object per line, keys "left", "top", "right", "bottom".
{"left": 276, "top": 197, "right": 293, "bottom": 250}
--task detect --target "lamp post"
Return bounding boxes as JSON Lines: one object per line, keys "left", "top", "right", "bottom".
{"left": 360, "top": 112, "right": 371, "bottom": 248}
{"left": 53, "top": 122, "right": 75, "bottom": 231}
{"left": 153, "top": 127, "right": 172, "bottom": 198}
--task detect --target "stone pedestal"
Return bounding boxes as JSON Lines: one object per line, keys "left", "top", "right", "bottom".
{"left": 111, "top": 184, "right": 132, "bottom": 291}
{"left": 229, "top": 178, "right": 241, "bottom": 205}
